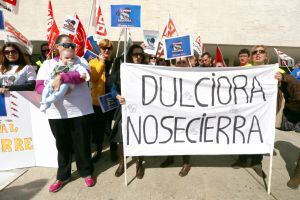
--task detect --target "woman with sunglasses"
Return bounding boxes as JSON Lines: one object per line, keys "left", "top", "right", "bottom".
{"left": 0, "top": 43, "right": 36, "bottom": 93}
{"left": 109, "top": 44, "right": 146, "bottom": 179}
{"left": 36, "top": 34, "right": 95, "bottom": 192}
{"left": 232, "top": 45, "right": 283, "bottom": 178}
{"left": 88, "top": 38, "right": 116, "bottom": 163}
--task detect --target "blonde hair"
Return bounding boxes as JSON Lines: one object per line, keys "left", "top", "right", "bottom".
{"left": 98, "top": 39, "right": 113, "bottom": 49}
{"left": 250, "top": 45, "right": 269, "bottom": 65}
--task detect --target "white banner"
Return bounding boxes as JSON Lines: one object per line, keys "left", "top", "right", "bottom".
{"left": 121, "top": 63, "right": 278, "bottom": 156}
{"left": 0, "top": 92, "right": 35, "bottom": 170}
{"left": 0, "top": 92, "right": 57, "bottom": 170}
{"left": 143, "top": 30, "right": 159, "bottom": 55}
{"left": 4, "top": 21, "right": 33, "bottom": 55}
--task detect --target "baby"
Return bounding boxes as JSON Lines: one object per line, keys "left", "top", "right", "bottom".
{"left": 40, "top": 49, "right": 87, "bottom": 112}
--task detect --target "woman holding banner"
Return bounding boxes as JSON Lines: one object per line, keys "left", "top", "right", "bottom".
{"left": 232, "top": 45, "right": 282, "bottom": 178}
{"left": 159, "top": 57, "right": 192, "bottom": 177}
{"left": 0, "top": 43, "right": 36, "bottom": 93}
{"left": 109, "top": 44, "right": 146, "bottom": 179}
{"left": 35, "top": 34, "right": 95, "bottom": 192}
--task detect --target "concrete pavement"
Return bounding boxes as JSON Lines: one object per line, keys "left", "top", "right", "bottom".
{"left": 0, "top": 130, "right": 299, "bottom": 200}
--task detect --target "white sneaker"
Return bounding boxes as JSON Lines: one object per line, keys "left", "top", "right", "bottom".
{"left": 40, "top": 102, "right": 50, "bottom": 112}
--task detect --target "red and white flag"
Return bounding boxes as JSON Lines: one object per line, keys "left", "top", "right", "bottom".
{"left": 0, "top": 0, "right": 19, "bottom": 14}
{"left": 4, "top": 21, "right": 33, "bottom": 54}
{"left": 156, "top": 18, "right": 178, "bottom": 58}
{"left": 47, "top": 0, "right": 60, "bottom": 56}
{"left": 193, "top": 35, "right": 206, "bottom": 56}
{"left": 95, "top": 3, "right": 107, "bottom": 37}
{"left": 73, "top": 14, "right": 87, "bottom": 57}
{"left": 274, "top": 48, "right": 295, "bottom": 67}
{"left": 213, "top": 46, "right": 227, "bottom": 67}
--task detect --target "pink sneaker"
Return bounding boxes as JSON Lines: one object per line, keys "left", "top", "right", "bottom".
{"left": 49, "top": 180, "right": 68, "bottom": 193}
{"left": 84, "top": 176, "right": 95, "bottom": 187}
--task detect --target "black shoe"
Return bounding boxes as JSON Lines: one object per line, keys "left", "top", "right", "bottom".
{"left": 179, "top": 164, "right": 191, "bottom": 177}
{"left": 231, "top": 160, "right": 247, "bottom": 169}
{"left": 92, "top": 151, "right": 101, "bottom": 163}
{"left": 252, "top": 163, "right": 266, "bottom": 178}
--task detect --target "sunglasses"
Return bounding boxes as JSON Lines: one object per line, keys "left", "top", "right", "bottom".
{"left": 42, "top": 49, "right": 50, "bottom": 53}
{"left": 3, "top": 50, "right": 18, "bottom": 55}
{"left": 132, "top": 53, "right": 144, "bottom": 57}
{"left": 101, "top": 46, "right": 112, "bottom": 51}
{"left": 58, "top": 43, "right": 76, "bottom": 49}
{"left": 252, "top": 50, "right": 265, "bottom": 55}
{"left": 150, "top": 56, "right": 157, "bottom": 59}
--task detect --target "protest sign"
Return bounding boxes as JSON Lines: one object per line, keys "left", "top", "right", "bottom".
{"left": 61, "top": 15, "right": 79, "bottom": 36}
{"left": 143, "top": 30, "right": 159, "bottom": 55}
{"left": 98, "top": 92, "right": 120, "bottom": 113}
{"left": 0, "top": 92, "right": 57, "bottom": 170}
{"left": 4, "top": 21, "right": 33, "bottom": 55}
{"left": 0, "top": 0, "right": 19, "bottom": 14}
{"left": 121, "top": 63, "right": 278, "bottom": 156}
{"left": 0, "top": 92, "right": 35, "bottom": 170}
{"left": 164, "top": 35, "right": 193, "bottom": 60}
{"left": 111, "top": 4, "right": 141, "bottom": 27}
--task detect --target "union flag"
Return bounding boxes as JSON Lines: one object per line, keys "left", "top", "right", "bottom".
{"left": 156, "top": 18, "right": 177, "bottom": 58}
{"left": 95, "top": 4, "right": 107, "bottom": 37}
{"left": 73, "top": 14, "right": 87, "bottom": 57}
{"left": 47, "top": 0, "right": 59, "bottom": 57}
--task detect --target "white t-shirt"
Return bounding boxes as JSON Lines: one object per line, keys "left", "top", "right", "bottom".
{"left": 37, "top": 57, "right": 94, "bottom": 119}
{"left": 0, "top": 65, "right": 36, "bottom": 86}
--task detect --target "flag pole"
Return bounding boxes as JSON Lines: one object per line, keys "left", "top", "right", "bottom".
{"left": 124, "top": 28, "right": 127, "bottom": 63}
{"left": 86, "top": 0, "right": 96, "bottom": 36}
{"left": 267, "top": 147, "right": 274, "bottom": 194}
{"left": 115, "top": 29, "right": 123, "bottom": 59}
{"left": 123, "top": 27, "right": 128, "bottom": 186}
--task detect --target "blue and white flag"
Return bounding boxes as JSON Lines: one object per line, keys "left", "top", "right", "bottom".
{"left": 111, "top": 5, "right": 141, "bottom": 28}
{"left": 164, "top": 35, "right": 193, "bottom": 60}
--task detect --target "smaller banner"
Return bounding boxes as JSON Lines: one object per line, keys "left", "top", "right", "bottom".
{"left": 111, "top": 5, "right": 141, "bottom": 27}
{"left": 4, "top": 21, "right": 33, "bottom": 55}
{"left": 0, "top": 0, "right": 19, "bottom": 14}
{"left": 61, "top": 15, "right": 79, "bottom": 36}
{"left": 143, "top": 30, "right": 159, "bottom": 55}
{"left": 164, "top": 35, "right": 193, "bottom": 60}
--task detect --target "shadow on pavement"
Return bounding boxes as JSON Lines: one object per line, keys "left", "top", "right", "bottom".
{"left": 275, "top": 140, "right": 300, "bottom": 177}
{"left": 0, "top": 179, "right": 48, "bottom": 199}
{"left": 142, "top": 155, "right": 236, "bottom": 169}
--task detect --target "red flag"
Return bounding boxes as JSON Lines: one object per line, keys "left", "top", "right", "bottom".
{"left": 47, "top": 0, "right": 59, "bottom": 56}
{"left": 213, "top": 46, "right": 227, "bottom": 67}
{"left": 156, "top": 18, "right": 177, "bottom": 58}
{"left": 73, "top": 14, "right": 87, "bottom": 57}
{"left": 3, "top": 0, "right": 17, "bottom": 6}
{"left": 95, "top": 4, "right": 107, "bottom": 37}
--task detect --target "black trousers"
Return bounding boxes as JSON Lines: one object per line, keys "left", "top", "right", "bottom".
{"left": 238, "top": 154, "right": 263, "bottom": 166}
{"left": 90, "top": 106, "right": 106, "bottom": 151}
{"left": 90, "top": 105, "right": 118, "bottom": 152}
{"left": 49, "top": 115, "right": 93, "bottom": 181}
